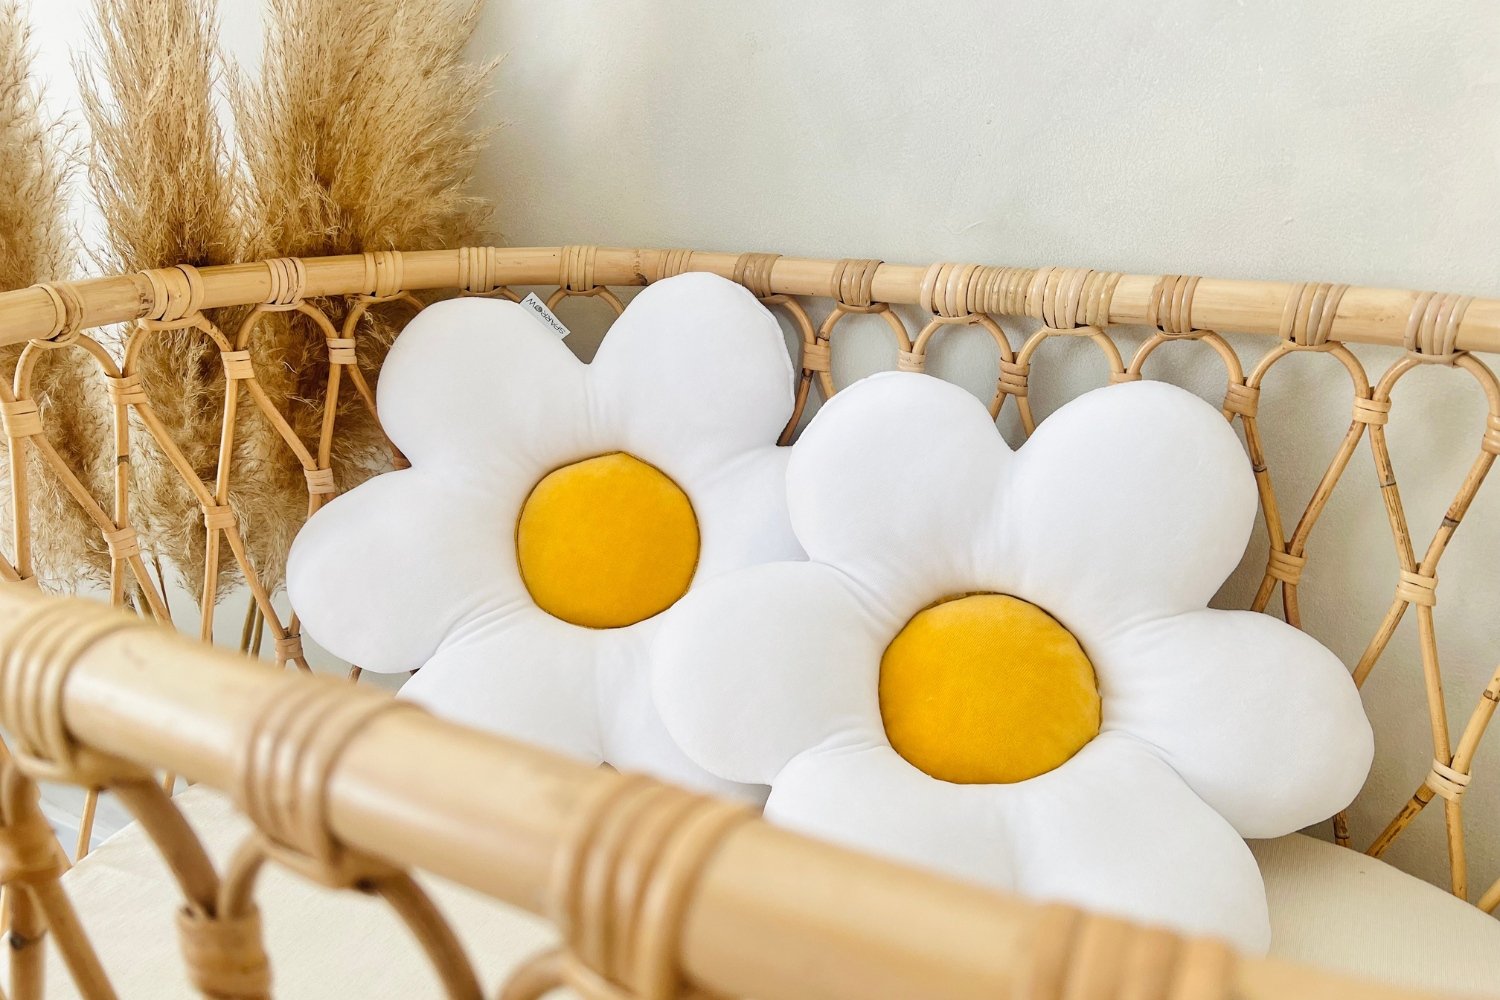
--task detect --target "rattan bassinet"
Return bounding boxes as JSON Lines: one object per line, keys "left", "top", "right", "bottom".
{"left": 0, "top": 246, "right": 1497, "bottom": 999}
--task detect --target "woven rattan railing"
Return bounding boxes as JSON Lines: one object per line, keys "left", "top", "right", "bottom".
{"left": 0, "top": 585, "right": 1463, "bottom": 1000}
{"left": 0, "top": 246, "right": 1496, "bottom": 998}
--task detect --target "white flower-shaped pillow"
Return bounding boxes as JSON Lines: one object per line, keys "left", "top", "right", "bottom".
{"left": 653, "top": 373, "right": 1373, "bottom": 950}
{"left": 286, "top": 273, "right": 801, "bottom": 799}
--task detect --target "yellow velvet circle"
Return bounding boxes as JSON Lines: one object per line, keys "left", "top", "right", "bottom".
{"left": 879, "top": 593, "right": 1101, "bottom": 784}
{"left": 516, "top": 452, "right": 699, "bottom": 629}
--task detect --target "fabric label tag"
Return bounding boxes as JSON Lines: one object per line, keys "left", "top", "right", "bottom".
{"left": 520, "top": 292, "right": 571, "bottom": 340}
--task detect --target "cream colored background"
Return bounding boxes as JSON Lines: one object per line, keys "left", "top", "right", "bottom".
{"left": 22, "top": 0, "right": 1500, "bottom": 894}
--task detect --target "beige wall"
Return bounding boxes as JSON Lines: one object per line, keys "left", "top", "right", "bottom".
{"left": 28, "top": 0, "right": 1500, "bottom": 894}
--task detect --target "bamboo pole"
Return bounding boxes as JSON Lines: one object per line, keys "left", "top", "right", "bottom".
{"left": 2, "top": 248, "right": 1499, "bottom": 354}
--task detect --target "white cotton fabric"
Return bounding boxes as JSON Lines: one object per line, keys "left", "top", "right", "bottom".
{"left": 25, "top": 791, "right": 1500, "bottom": 998}
{"left": 653, "top": 373, "right": 1375, "bottom": 952}
{"left": 286, "top": 273, "right": 801, "bottom": 800}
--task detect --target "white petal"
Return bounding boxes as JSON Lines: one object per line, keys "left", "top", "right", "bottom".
{"left": 1004, "top": 733, "right": 1271, "bottom": 952}
{"left": 786, "top": 373, "right": 1012, "bottom": 617}
{"left": 765, "top": 745, "right": 1017, "bottom": 890}
{"left": 596, "top": 620, "right": 768, "bottom": 803}
{"left": 398, "top": 611, "right": 602, "bottom": 763}
{"left": 999, "top": 381, "right": 1256, "bottom": 643}
{"left": 377, "top": 297, "right": 593, "bottom": 472}
{"left": 589, "top": 273, "right": 794, "bottom": 481}
{"left": 652, "top": 561, "right": 897, "bottom": 785}
{"left": 287, "top": 469, "right": 530, "bottom": 673}
{"left": 1101, "top": 609, "right": 1373, "bottom": 838}
{"left": 686, "top": 445, "right": 803, "bottom": 581}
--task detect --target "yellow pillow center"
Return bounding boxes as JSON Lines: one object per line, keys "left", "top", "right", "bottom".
{"left": 879, "top": 593, "right": 1100, "bottom": 784}
{"left": 516, "top": 452, "right": 699, "bottom": 629}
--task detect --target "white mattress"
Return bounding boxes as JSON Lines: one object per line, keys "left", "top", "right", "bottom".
{"left": 8, "top": 787, "right": 1500, "bottom": 998}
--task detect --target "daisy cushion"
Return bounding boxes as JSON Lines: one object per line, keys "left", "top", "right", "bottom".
{"left": 652, "top": 373, "right": 1375, "bottom": 952}
{"left": 286, "top": 273, "right": 802, "bottom": 800}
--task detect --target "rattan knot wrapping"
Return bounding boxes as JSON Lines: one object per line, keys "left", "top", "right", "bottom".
{"left": 997, "top": 358, "right": 1030, "bottom": 398}
{"left": 897, "top": 348, "right": 925, "bottom": 373}
{"left": 1222, "top": 382, "right": 1260, "bottom": 418}
{"left": 326, "top": 337, "right": 358, "bottom": 366}
{"left": 1352, "top": 395, "right": 1391, "bottom": 426}
{"left": 1280, "top": 282, "right": 1348, "bottom": 348}
{"left": 176, "top": 905, "right": 273, "bottom": 1000}
{"left": 221, "top": 350, "right": 256, "bottom": 381}
{"left": 102, "top": 525, "right": 141, "bottom": 562}
{"left": 458, "top": 246, "right": 501, "bottom": 294}
{"left": 658, "top": 249, "right": 699, "bottom": 282}
{"left": 920, "top": 262, "right": 980, "bottom": 318}
{"left": 363, "top": 250, "right": 406, "bottom": 299}
{"left": 1266, "top": 549, "right": 1307, "bottom": 586}
{"left": 800, "top": 339, "right": 832, "bottom": 373}
{"left": 141, "top": 264, "right": 206, "bottom": 323}
{"left": 560, "top": 245, "right": 600, "bottom": 293}
{"left": 732, "top": 252, "right": 780, "bottom": 299}
{"left": 1018, "top": 904, "right": 1234, "bottom": 1000}
{"left": 0, "top": 767, "right": 68, "bottom": 886}
{"left": 1404, "top": 292, "right": 1473, "bottom": 364}
{"left": 263, "top": 257, "right": 306, "bottom": 307}
{"left": 1396, "top": 569, "right": 1439, "bottom": 608}
{"left": 238, "top": 679, "right": 412, "bottom": 888}
{"left": 1482, "top": 413, "right": 1500, "bottom": 456}
{"left": 1148, "top": 274, "right": 1205, "bottom": 338}
{"left": 830, "top": 258, "right": 882, "bottom": 308}
{"left": 105, "top": 372, "right": 148, "bottom": 407}
{"left": 201, "top": 503, "right": 237, "bottom": 531}
{"left": 0, "top": 599, "right": 147, "bottom": 786}
{"left": 304, "top": 467, "right": 337, "bottom": 496}
{"left": 1426, "top": 759, "right": 1472, "bottom": 803}
{"left": 504, "top": 775, "right": 752, "bottom": 1000}
{"left": 31, "top": 280, "right": 86, "bottom": 348}
{"left": 972, "top": 265, "right": 1035, "bottom": 318}
{"left": 1025, "top": 267, "right": 1122, "bottom": 331}
{"left": 1, "top": 397, "right": 43, "bottom": 439}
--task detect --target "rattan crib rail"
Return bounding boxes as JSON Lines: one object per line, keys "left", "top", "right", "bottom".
{"left": 0, "top": 245, "right": 1496, "bottom": 997}
{"left": 0, "top": 585, "right": 1464, "bottom": 1000}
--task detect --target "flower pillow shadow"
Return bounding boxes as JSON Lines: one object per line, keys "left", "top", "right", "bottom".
{"left": 287, "top": 272, "right": 804, "bottom": 801}
{"left": 651, "top": 372, "right": 1374, "bottom": 951}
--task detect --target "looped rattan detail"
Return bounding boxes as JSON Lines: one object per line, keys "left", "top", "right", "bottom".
{"left": 238, "top": 679, "right": 413, "bottom": 888}
{"left": 1017, "top": 904, "right": 1234, "bottom": 1000}
{"left": 1404, "top": 292, "right": 1473, "bottom": 364}
{"left": 1, "top": 397, "right": 43, "bottom": 439}
{"left": 141, "top": 264, "right": 206, "bottom": 323}
{"left": 0, "top": 598, "right": 148, "bottom": 786}
{"left": 105, "top": 372, "right": 148, "bottom": 407}
{"left": 658, "top": 248, "right": 699, "bottom": 281}
{"left": 177, "top": 904, "right": 273, "bottom": 999}
{"left": 202, "top": 503, "right": 237, "bottom": 531}
{"left": 304, "top": 467, "right": 337, "bottom": 495}
{"left": 1025, "top": 267, "right": 1123, "bottom": 330}
{"left": 997, "top": 358, "right": 1030, "bottom": 398}
{"left": 263, "top": 257, "right": 307, "bottom": 307}
{"left": 327, "top": 337, "right": 358, "bottom": 366}
{"left": 1352, "top": 395, "right": 1391, "bottom": 426}
{"left": 1266, "top": 549, "right": 1307, "bottom": 585}
{"left": 363, "top": 250, "right": 406, "bottom": 298}
{"left": 830, "top": 257, "right": 882, "bottom": 308}
{"left": 1484, "top": 413, "right": 1500, "bottom": 455}
{"left": 1147, "top": 274, "right": 1204, "bottom": 337}
{"left": 732, "top": 252, "right": 781, "bottom": 299}
{"left": 1396, "top": 569, "right": 1438, "bottom": 608}
{"left": 1425, "top": 759, "right": 1472, "bottom": 803}
{"left": 221, "top": 350, "right": 256, "bottom": 381}
{"left": 920, "top": 262, "right": 980, "bottom": 318}
{"left": 1279, "top": 282, "right": 1349, "bottom": 347}
{"left": 457, "top": 246, "right": 502, "bottom": 294}
{"left": 103, "top": 525, "right": 141, "bottom": 561}
{"left": 31, "top": 280, "right": 86, "bottom": 347}
{"left": 1222, "top": 382, "right": 1260, "bottom": 418}
{"left": 505, "top": 775, "right": 753, "bottom": 1000}
{"left": 560, "top": 244, "right": 599, "bottom": 293}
